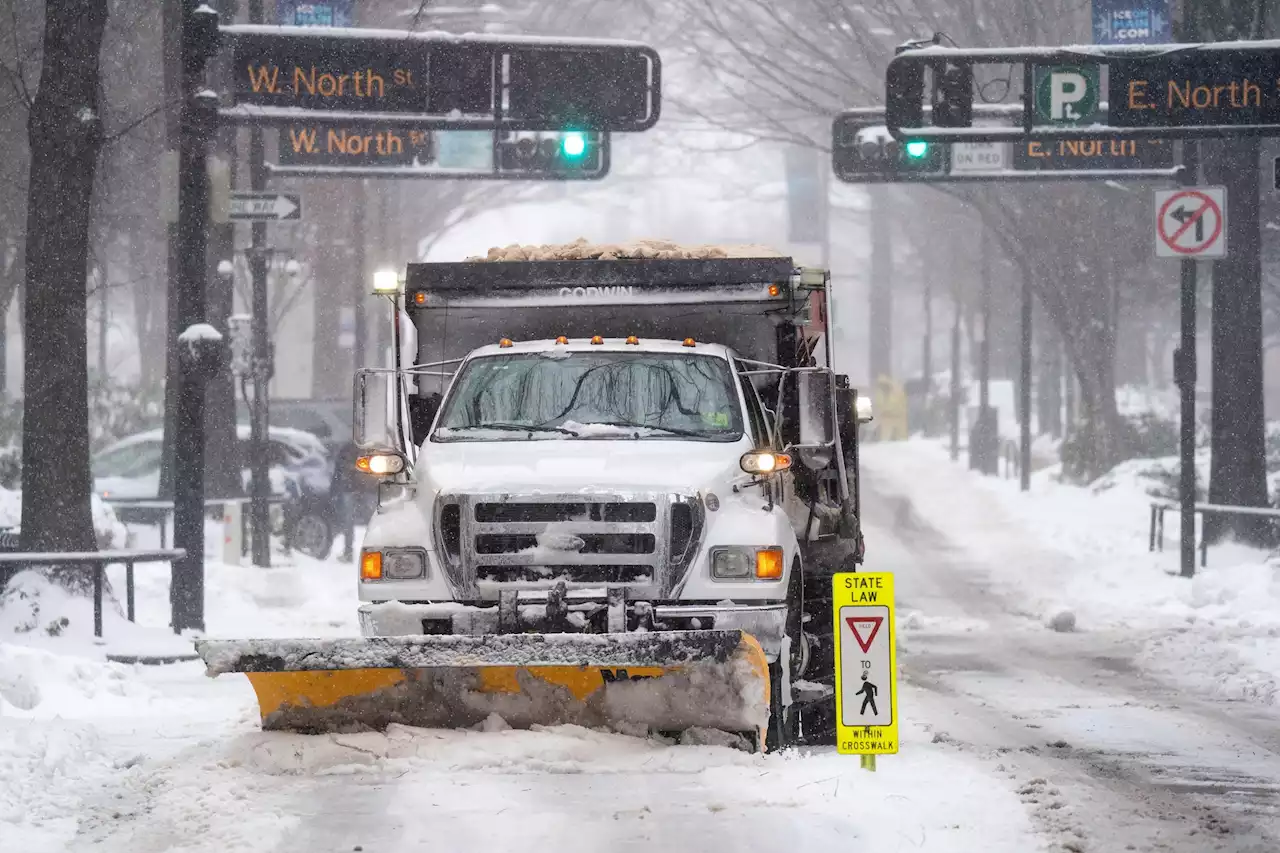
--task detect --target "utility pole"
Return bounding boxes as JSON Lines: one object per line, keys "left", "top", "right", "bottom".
{"left": 922, "top": 273, "right": 932, "bottom": 435}
{"left": 1019, "top": 266, "right": 1032, "bottom": 491}
{"left": 246, "top": 0, "right": 272, "bottom": 568}
{"left": 868, "top": 185, "right": 892, "bottom": 385}
{"left": 171, "top": 1, "right": 221, "bottom": 632}
{"left": 949, "top": 282, "right": 961, "bottom": 462}
{"left": 970, "top": 222, "right": 995, "bottom": 474}
{"left": 353, "top": 181, "right": 368, "bottom": 372}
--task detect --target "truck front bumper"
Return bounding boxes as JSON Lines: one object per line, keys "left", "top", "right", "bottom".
{"left": 358, "top": 600, "right": 789, "bottom": 661}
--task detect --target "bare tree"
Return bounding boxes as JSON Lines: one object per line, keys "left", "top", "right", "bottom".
{"left": 17, "top": 1, "right": 111, "bottom": 582}
{"left": 651, "top": 0, "right": 1179, "bottom": 478}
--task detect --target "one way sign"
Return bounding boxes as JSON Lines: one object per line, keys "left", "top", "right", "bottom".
{"left": 229, "top": 192, "right": 302, "bottom": 222}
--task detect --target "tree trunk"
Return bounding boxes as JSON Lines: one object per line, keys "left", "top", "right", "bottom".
{"left": 1206, "top": 137, "right": 1271, "bottom": 544}
{"left": 14, "top": 0, "right": 110, "bottom": 588}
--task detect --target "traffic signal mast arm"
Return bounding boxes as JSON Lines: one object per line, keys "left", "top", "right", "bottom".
{"left": 885, "top": 39, "right": 1280, "bottom": 143}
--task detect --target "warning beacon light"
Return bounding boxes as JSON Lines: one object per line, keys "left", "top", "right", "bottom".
{"left": 373, "top": 269, "right": 401, "bottom": 294}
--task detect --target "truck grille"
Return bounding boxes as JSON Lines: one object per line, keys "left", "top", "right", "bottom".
{"left": 435, "top": 493, "right": 703, "bottom": 597}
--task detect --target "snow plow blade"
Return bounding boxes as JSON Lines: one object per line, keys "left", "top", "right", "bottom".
{"left": 195, "top": 631, "right": 770, "bottom": 742}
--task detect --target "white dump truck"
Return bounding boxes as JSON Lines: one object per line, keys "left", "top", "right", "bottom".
{"left": 198, "top": 242, "right": 871, "bottom": 751}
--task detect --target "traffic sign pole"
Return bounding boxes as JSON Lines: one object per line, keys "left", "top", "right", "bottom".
{"left": 247, "top": 0, "right": 271, "bottom": 569}
{"left": 1177, "top": 142, "right": 1199, "bottom": 579}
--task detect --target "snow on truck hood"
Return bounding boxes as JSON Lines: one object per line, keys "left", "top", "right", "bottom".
{"left": 419, "top": 438, "right": 746, "bottom": 493}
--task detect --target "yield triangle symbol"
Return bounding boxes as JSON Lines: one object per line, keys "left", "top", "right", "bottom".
{"left": 846, "top": 616, "right": 883, "bottom": 654}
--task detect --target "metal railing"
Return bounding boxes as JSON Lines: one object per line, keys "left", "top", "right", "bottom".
{"left": 102, "top": 495, "right": 288, "bottom": 550}
{"left": 1148, "top": 501, "right": 1280, "bottom": 568}
{"left": 0, "top": 549, "right": 185, "bottom": 637}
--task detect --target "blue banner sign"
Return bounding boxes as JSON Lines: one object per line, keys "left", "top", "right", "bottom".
{"left": 277, "top": 1, "right": 354, "bottom": 27}
{"left": 1092, "top": 0, "right": 1171, "bottom": 45}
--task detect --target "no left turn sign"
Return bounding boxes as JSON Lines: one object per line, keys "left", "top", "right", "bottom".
{"left": 1154, "top": 187, "right": 1227, "bottom": 259}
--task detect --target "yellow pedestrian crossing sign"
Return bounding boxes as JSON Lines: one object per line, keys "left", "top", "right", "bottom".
{"left": 832, "top": 572, "right": 899, "bottom": 756}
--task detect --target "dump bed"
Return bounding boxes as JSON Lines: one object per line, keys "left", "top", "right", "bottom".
{"left": 403, "top": 254, "right": 818, "bottom": 393}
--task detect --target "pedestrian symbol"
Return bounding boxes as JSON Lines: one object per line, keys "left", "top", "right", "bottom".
{"left": 832, "top": 572, "right": 899, "bottom": 756}
{"left": 856, "top": 671, "right": 879, "bottom": 716}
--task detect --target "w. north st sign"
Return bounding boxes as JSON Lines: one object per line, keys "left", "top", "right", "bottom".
{"left": 224, "top": 26, "right": 661, "bottom": 132}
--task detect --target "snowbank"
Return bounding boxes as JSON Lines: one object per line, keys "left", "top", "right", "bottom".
{"left": 0, "top": 570, "right": 194, "bottom": 661}
{"left": 0, "top": 487, "right": 128, "bottom": 548}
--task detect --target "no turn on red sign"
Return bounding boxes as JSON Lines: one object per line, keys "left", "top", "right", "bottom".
{"left": 1154, "top": 187, "right": 1227, "bottom": 259}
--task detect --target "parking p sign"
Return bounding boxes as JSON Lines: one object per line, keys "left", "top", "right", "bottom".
{"left": 1035, "top": 66, "right": 1099, "bottom": 124}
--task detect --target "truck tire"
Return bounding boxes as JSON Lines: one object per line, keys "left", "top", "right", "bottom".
{"left": 795, "top": 539, "right": 860, "bottom": 746}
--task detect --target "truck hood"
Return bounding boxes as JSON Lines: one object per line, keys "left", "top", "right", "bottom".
{"left": 418, "top": 439, "right": 749, "bottom": 494}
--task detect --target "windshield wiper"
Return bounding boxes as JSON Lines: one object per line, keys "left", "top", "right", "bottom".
{"left": 580, "top": 420, "right": 710, "bottom": 438}
{"left": 448, "top": 422, "right": 580, "bottom": 436}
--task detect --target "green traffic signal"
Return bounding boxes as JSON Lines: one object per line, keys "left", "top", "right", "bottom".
{"left": 561, "top": 132, "right": 588, "bottom": 159}
{"left": 904, "top": 140, "right": 929, "bottom": 159}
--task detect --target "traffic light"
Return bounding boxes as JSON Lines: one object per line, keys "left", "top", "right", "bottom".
{"left": 831, "top": 114, "right": 948, "bottom": 183}
{"left": 497, "top": 130, "right": 606, "bottom": 179}
{"left": 930, "top": 61, "right": 974, "bottom": 128}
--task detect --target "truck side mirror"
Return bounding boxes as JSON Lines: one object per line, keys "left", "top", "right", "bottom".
{"left": 797, "top": 369, "right": 835, "bottom": 446}
{"left": 354, "top": 368, "right": 400, "bottom": 452}
{"left": 786, "top": 368, "right": 837, "bottom": 471}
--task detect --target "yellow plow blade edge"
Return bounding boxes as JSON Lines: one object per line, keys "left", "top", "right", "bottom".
{"left": 195, "top": 631, "right": 770, "bottom": 742}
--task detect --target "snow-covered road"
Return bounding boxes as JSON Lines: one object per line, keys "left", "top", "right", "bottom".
{"left": 864, "top": 447, "right": 1280, "bottom": 853}
{"left": 8, "top": 440, "right": 1280, "bottom": 852}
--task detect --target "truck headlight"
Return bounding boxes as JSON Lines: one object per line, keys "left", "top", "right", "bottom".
{"left": 711, "top": 546, "right": 785, "bottom": 580}
{"left": 711, "top": 547, "right": 753, "bottom": 579}
{"left": 361, "top": 549, "right": 428, "bottom": 581}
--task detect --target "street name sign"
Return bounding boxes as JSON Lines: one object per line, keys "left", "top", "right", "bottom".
{"left": 832, "top": 572, "right": 899, "bottom": 756}
{"left": 1012, "top": 135, "right": 1174, "bottom": 171}
{"left": 1111, "top": 52, "right": 1280, "bottom": 129}
{"left": 1154, "top": 187, "right": 1226, "bottom": 258}
{"left": 221, "top": 26, "right": 661, "bottom": 132}
{"left": 229, "top": 192, "right": 302, "bottom": 222}
{"left": 278, "top": 121, "right": 434, "bottom": 166}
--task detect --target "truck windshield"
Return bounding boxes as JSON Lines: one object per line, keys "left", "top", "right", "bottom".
{"left": 433, "top": 352, "right": 745, "bottom": 442}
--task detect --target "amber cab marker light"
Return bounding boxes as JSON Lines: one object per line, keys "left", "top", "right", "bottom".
{"left": 682, "top": 337, "right": 696, "bottom": 347}
{"left": 740, "top": 451, "right": 792, "bottom": 475}
{"left": 414, "top": 292, "right": 426, "bottom": 305}
{"left": 755, "top": 547, "right": 784, "bottom": 579}
{"left": 361, "top": 551, "right": 383, "bottom": 580}
{"left": 555, "top": 335, "right": 569, "bottom": 345}
{"left": 768, "top": 284, "right": 780, "bottom": 297}
{"left": 499, "top": 338, "right": 514, "bottom": 348}
{"left": 590, "top": 335, "right": 604, "bottom": 345}
{"left": 625, "top": 335, "right": 640, "bottom": 345}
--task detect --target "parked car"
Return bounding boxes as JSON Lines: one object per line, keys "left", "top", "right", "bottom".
{"left": 93, "top": 425, "right": 339, "bottom": 559}
{"left": 236, "top": 398, "right": 352, "bottom": 453}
